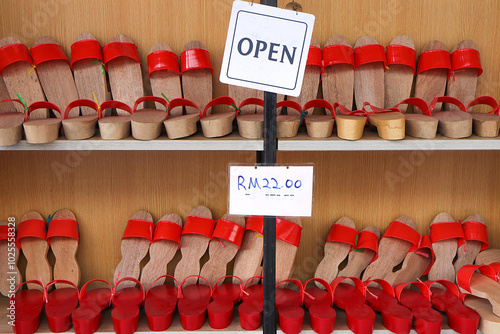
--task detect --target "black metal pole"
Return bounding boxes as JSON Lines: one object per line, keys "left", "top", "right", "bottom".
{"left": 260, "top": 2, "right": 278, "bottom": 333}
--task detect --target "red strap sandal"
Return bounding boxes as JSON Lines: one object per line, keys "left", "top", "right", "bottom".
{"left": 44, "top": 279, "right": 80, "bottom": 333}
{"left": 10, "top": 280, "right": 45, "bottom": 334}
{"left": 303, "top": 278, "right": 336, "bottom": 334}
{"left": 177, "top": 275, "right": 213, "bottom": 330}
{"left": 207, "top": 275, "right": 243, "bottom": 329}
{"left": 424, "top": 279, "right": 480, "bottom": 334}
{"left": 144, "top": 275, "right": 179, "bottom": 331}
{"left": 364, "top": 279, "right": 413, "bottom": 334}
{"left": 97, "top": 100, "right": 134, "bottom": 140}
{"left": 238, "top": 276, "right": 264, "bottom": 330}
{"left": 394, "top": 281, "right": 443, "bottom": 334}
{"left": 276, "top": 278, "right": 305, "bottom": 334}
{"left": 330, "top": 276, "right": 375, "bottom": 334}
{"left": 72, "top": 279, "right": 112, "bottom": 334}
{"left": 111, "top": 276, "right": 145, "bottom": 334}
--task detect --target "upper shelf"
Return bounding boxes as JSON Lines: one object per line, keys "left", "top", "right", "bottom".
{"left": 1, "top": 130, "right": 499, "bottom": 152}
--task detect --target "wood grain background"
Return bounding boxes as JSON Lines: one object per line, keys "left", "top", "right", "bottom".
{"left": 0, "top": 0, "right": 499, "bottom": 283}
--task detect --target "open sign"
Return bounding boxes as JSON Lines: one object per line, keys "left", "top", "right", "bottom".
{"left": 220, "top": 1, "right": 315, "bottom": 97}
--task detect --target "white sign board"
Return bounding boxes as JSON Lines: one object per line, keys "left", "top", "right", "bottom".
{"left": 228, "top": 164, "right": 314, "bottom": 217}
{"left": 220, "top": 1, "right": 315, "bottom": 97}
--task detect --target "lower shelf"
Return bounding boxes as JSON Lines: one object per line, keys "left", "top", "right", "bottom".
{"left": 0, "top": 297, "right": 476, "bottom": 334}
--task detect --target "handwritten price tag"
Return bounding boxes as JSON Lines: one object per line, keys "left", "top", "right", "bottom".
{"left": 228, "top": 164, "right": 314, "bottom": 217}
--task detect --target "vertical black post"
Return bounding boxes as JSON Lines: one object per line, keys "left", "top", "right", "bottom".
{"left": 260, "top": 2, "right": 278, "bottom": 333}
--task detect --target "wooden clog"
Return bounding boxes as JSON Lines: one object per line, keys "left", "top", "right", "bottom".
{"left": 181, "top": 41, "right": 213, "bottom": 115}
{"left": 148, "top": 42, "right": 182, "bottom": 111}
{"left": 362, "top": 217, "right": 419, "bottom": 282}
{"left": 23, "top": 101, "right": 62, "bottom": 144}
{"left": 114, "top": 211, "right": 154, "bottom": 289}
{"left": 0, "top": 221, "right": 21, "bottom": 296}
{"left": 174, "top": 206, "right": 215, "bottom": 285}
{"left": 467, "top": 96, "right": 500, "bottom": 137}
{"left": 233, "top": 216, "right": 264, "bottom": 285}
{"left": 47, "top": 210, "right": 80, "bottom": 288}
{"left": 277, "top": 100, "right": 302, "bottom": 138}
{"left": 104, "top": 35, "right": 144, "bottom": 113}
{"left": 428, "top": 213, "right": 464, "bottom": 283}
{"left": 236, "top": 98, "right": 264, "bottom": 139}
{"left": 303, "top": 99, "right": 335, "bottom": 138}
{"left": 18, "top": 212, "right": 52, "bottom": 289}
{"left": 31, "top": 36, "right": 79, "bottom": 117}
{"left": 398, "top": 97, "right": 439, "bottom": 138}
{"left": 140, "top": 214, "right": 182, "bottom": 290}
{"left": 0, "top": 37, "right": 47, "bottom": 118}
{"left": 276, "top": 217, "right": 302, "bottom": 283}
{"left": 464, "top": 294, "right": 500, "bottom": 334}
{"left": 200, "top": 97, "right": 237, "bottom": 138}
{"left": 384, "top": 35, "right": 416, "bottom": 112}
{"left": 199, "top": 213, "right": 245, "bottom": 285}
{"left": 457, "top": 264, "right": 500, "bottom": 317}
{"left": 432, "top": 95, "right": 472, "bottom": 138}
{"left": 315, "top": 217, "right": 357, "bottom": 284}
{"left": 414, "top": 40, "right": 450, "bottom": 111}
{"left": 62, "top": 99, "right": 99, "bottom": 140}
{"left": 454, "top": 214, "right": 489, "bottom": 275}
{"left": 322, "top": 35, "right": 354, "bottom": 111}
{"left": 0, "top": 99, "right": 25, "bottom": 146}
{"left": 71, "top": 33, "right": 108, "bottom": 116}
{"left": 446, "top": 40, "right": 482, "bottom": 110}
{"left": 338, "top": 226, "right": 380, "bottom": 279}
{"left": 163, "top": 98, "right": 200, "bottom": 139}
{"left": 228, "top": 85, "right": 263, "bottom": 114}
{"left": 130, "top": 96, "right": 168, "bottom": 140}
{"left": 97, "top": 101, "right": 132, "bottom": 140}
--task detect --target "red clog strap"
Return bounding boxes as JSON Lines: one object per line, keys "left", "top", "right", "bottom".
{"left": 64, "top": 99, "right": 100, "bottom": 119}
{"left": 276, "top": 278, "right": 304, "bottom": 303}
{"left": 277, "top": 100, "right": 302, "bottom": 116}
{"left": 180, "top": 48, "right": 213, "bottom": 74}
{"left": 133, "top": 96, "right": 168, "bottom": 113}
{"left": 354, "top": 230, "right": 379, "bottom": 262}
{"left": 303, "top": 278, "right": 334, "bottom": 306}
{"left": 30, "top": 43, "right": 69, "bottom": 67}
{"left": 13, "top": 279, "right": 45, "bottom": 294}
{"left": 423, "top": 279, "right": 460, "bottom": 298}
{"left": 45, "top": 279, "right": 78, "bottom": 292}
{"left": 146, "top": 275, "right": 179, "bottom": 298}
{"left": 386, "top": 45, "right": 416, "bottom": 72}
{"left": 202, "top": 96, "right": 238, "bottom": 118}
{"left": 16, "top": 219, "right": 47, "bottom": 249}
{"left": 46, "top": 218, "right": 79, "bottom": 244}
{"left": 121, "top": 219, "right": 155, "bottom": 242}
{"left": 113, "top": 276, "right": 145, "bottom": 304}
{"left": 394, "top": 97, "right": 433, "bottom": 116}
{"left": 416, "top": 235, "right": 435, "bottom": 274}
{"left": 430, "top": 221, "right": 465, "bottom": 245}
{"left": 457, "top": 264, "right": 498, "bottom": 293}
{"left": 303, "top": 99, "right": 335, "bottom": 117}
{"left": 363, "top": 278, "right": 395, "bottom": 298}
{"left": 167, "top": 98, "right": 201, "bottom": 120}
{"left": 430, "top": 96, "right": 467, "bottom": 113}
{"left": 276, "top": 218, "right": 302, "bottom": 247}
{"left": 0, "top": 43, "right": 33, "bottom": 75}
{"left": 354, "top": 44, "right": 386, "bottom": 69}
{"left": 0, "top": 99, "right": 26, "bottom": 113}
{"left": 212, "top": 219, "right": 245, "bottom": 249}
{"left": 147, "top": 50, "right": 180, "bottom": 77}
{"left": 25, "top": 101, "right": 62, "bottom": 121}
{"left": 245, "top": 216, "right": 264, "bottom": 235}
{"left": 394, "top": 281, "right": 431, "bottom": 302}
{"left": 330, "top": 276, "right": 366, "bottom": 299}
{"left": 181, "top": 216, "right": 216, "bottom": 238}
{"left": 102, "top": 42, "right": 141, "bottom": 67}
{"left": 322, "top": 44, "right": 354, "bottom": 68}
{"left": 79, "top": 278, "right": 113, "bottom": 303}
{"left": 361, "top": 102, "right": 402, "bottom": 116}
{"left": 178, "top": 275, "right": 213, "bottom": 298}
{"left": 307, "top": 46, "right": 322, "bottom": 69}
{"left": 239, "top": 97, "right": 264, "bottom": 110}
{"left": 460, "top": 220, "right": 489, "bottom": 251}
{"left": 213, "top": 275, "right": 243, "bottom": 302}
{"left": 70, "top": 39, "right": 103, "bottom": 70}
{"left": 451, "top": 48, "right": 482, "bottom": 76}
{"left": 152, "top": 221, "right": 182, "bottom": 249}
{"left": 467, "top": 96, "right": 500, "bottom": 116}
{"left": 382, "top": 220, "right": 420, "bottom": 251}
{"left": 99, "top": 100, "right": 133, "bottom": 118}
{"left": 242, "top": 276, "right": 263, "bottom": 295}
{"left": 325, "top": 224, "right": 358, "bottom": 251}
{"left": 332, "top": 102, "right": 363, "bottom": 116}
{"left": 417, "top": 49, "right": 451, "bottom": 76}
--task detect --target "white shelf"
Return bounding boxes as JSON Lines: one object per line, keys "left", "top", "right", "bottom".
{"left": 278, "top": 131, "right": 500, "bottom": 151}
{"left": 0, "top": 133, "right": 263, "bottom": 151}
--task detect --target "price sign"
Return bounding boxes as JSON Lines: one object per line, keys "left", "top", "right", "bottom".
{"left": 219, "top": 0, "right": 315, "bottom": 97}
{"left": 228, "top": 164, "right": 314, "bottom": 216}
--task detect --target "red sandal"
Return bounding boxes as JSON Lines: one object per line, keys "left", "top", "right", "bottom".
{"left": 44, "top": 279, "right": 80, "bottom": 333}
{"left": 303, "top": 278, "right": 336, "bottom": 334}
{"left": 10, "top": 280, "right": 45, "bottom": 334}
{"left": 144, "top": 275, "right": 179, "bottom": 331}
{"left": 276, "top": 278, "right": 305, "bottom": 334}
{"left": 238, "top": 276, "right": 264, "bottom": 330}
{"left": 111, "top": 276, "right": 145, "bottom": 334}
{"left": 72, "top": 279, "right": 113, "bottom": 334}
{"left": 177, "top": 275, "right": 212, "bottom": 330}
{"left": 207, "top": 275, "right": 243, "bottom": 329}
